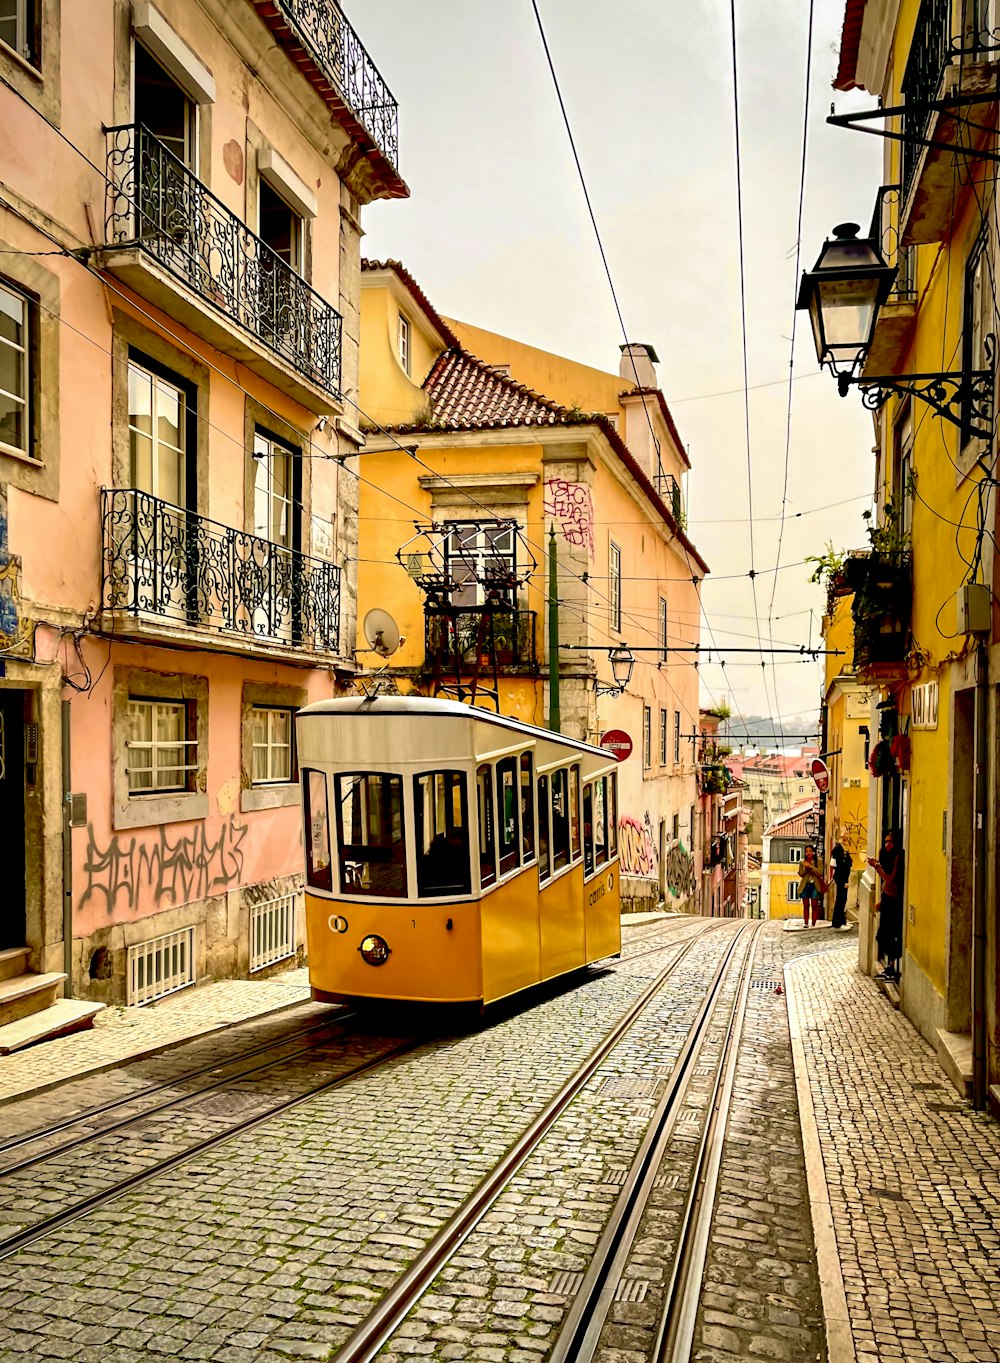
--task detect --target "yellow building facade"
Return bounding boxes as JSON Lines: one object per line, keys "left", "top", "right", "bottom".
{"left": 821, "top": 594, "right": 871, "bottom": 925}
{"left": 354, "top": 261, "right": 709, "bottom": 914}
{"left": 829, "top": 0, "right": 1000, "bottom": 1100}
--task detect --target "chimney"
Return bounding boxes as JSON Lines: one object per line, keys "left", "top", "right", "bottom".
{"left": 619, "top": 342, "right": 660, "bottom": 390}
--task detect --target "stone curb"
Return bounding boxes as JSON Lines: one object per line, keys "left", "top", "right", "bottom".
{"left": 784, "top": 955, "right": 856, "bottom": 1363}
{"left": 0, "top": 990, "right": 312, "bottom": 1110}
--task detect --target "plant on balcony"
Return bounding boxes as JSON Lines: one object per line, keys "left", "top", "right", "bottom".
{"left": 806, "top": 542, "right": 849, "bottom": 616}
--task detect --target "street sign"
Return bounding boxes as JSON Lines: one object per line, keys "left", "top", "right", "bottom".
{"left": 810, "top": 758, "right": 830, "bottom": 794}
{"left": 600, "top": 729, "right": 633, "bottom": 762}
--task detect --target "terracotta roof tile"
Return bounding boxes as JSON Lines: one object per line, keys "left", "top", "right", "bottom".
{"left": 422, "top": 347, "right": 568, "bottom": 429}
{"left": 834, "top": 0, "right": 868, "bottom": 91}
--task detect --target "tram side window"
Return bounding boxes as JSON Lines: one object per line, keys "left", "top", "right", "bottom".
{"left": 335, "top": 772, "right": 407, "bottom": 898}
{"left": 538, "top": 774, "right": 551, "bottom": 883}
{"left": 608, "top": 771, "right": 618, "bottom": 856}
{"left": 496, "top": 756, "right": 520, "bottom": 876}
{"left": 520, "top": 752, "right": 535, "bottom": 863}
{"left": 552, "top": 768, "right": 570, "bottom": 871}
{"left": 414, "top": 771, "right": 471, "bottom": 898}
{"left": 594, "top": 775, "right": 608, "bottom": 867}
{"left": 583, "top": 782, "right": 594, "bottom": 875}
{"left": 477, "top": 763, "right": 497, "bottom": 888}
{"left": 303, "top": 769, "right": 332, "bottom": 892}
{"left": 569, "top": 764, "right": 581, "bottom": 862}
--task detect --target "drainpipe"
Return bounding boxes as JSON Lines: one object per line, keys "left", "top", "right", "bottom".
{"left": 548, "top": 525, "right": 560, "bottom": 735}
{"left": 973, "top": 639, "right": 988, "bottom": 1110}
{"left": 61, "top": 698, "right": 73, "bottom": 999}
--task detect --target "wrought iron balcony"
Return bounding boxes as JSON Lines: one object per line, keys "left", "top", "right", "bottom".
{"left": 424, "top": 607, "right": 537, "bottom": 673}
{"left": 102, "top": 488, "right": 341, "bottom": 656}
{"left": 844, "top": 550, "right": 913, "bottom": 669}
{"left": 654, "top": 470, "right": 683, "bottom": 523}
{"left": 105, "top": 125, "right": 342, "bottom": 397}
{"left": 270, "top": 0, "right": 399, "bottom": 173}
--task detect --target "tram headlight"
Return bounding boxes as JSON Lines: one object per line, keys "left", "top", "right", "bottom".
{"left": 358, "top": 934, "right": 391, "bottom": 966}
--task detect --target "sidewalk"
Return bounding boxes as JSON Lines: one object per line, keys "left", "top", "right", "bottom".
{"left": 0, "top": 967, "right": 313, "bottom": 1107}
{"left": 786, "top": 943, "right": 1000, "bottom": 1363}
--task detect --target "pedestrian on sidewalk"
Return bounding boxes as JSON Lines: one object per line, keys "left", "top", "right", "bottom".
{"left": 829, "top": 839, "right": 853, "bottom": 930}
{"left": 798, "top": 845, "right": 827, "bottom": 928}
{"left": 870, "top": 829, "right": 904, "bottom": 981}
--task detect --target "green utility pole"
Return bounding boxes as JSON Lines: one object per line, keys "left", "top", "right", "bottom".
{"left": 548, "top": 524, "right": 561, "bottom": 734}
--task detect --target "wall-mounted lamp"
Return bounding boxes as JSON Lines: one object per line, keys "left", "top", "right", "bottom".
{"left": 796, "top": 222, "right": 995, "bottom": 439}
{"left": 597, "top": 644, "right": 635, "bottom": 697}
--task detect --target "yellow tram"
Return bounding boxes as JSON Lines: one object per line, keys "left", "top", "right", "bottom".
{"left": 295, "top": 696, "right": 622, "bottom": 1005}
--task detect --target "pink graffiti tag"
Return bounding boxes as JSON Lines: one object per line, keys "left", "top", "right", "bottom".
{"left": 544, "top": 479, "right": 595, "bottom": 559}
{"left": 618, "top": 814, "right": 658, "bottom": 878}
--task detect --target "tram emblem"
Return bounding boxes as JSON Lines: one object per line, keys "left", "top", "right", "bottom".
{"left": 328, "top": 914, "right": 349, "bottom": 934}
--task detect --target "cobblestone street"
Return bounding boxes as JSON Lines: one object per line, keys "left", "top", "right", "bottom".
{"left": 2, "top": 920, "right": 1000, "bottom": 1363}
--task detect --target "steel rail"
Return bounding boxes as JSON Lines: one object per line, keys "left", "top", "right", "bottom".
{"left": 547, "top": 923, "right": 758, "bottom": 1363}
{"left": 328, "top": 925, "right": 738, "bottom": 1363}
{"left": 0, "top": 1011, "right": 362, "bottom": 1179}
{"left": 0, "top": 1009, "right": 351, "bottom": 1159}
{"left": 0, "top": 1037, "right": 420, "bottom": 1262}
{"left": 654, "top": 921, "right": 759, "bottom": 1362}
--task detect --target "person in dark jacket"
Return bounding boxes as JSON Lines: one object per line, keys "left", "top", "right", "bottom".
{"left": 829, "top": 840, "right": 853, "bottom": 930}
{"left": 870, "top": 829, "right": 904, "bottom": 981}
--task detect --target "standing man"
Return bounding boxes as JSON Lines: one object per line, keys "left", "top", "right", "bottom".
{"left": 829, "top": 837, "right": 853, "bottom": 930}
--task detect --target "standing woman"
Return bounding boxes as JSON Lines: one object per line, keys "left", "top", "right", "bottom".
{"left": 798, "top": 845, "right": 827, "bottom": 928}
{"left": 870, "top": 829, "right": 904, "bottom": 982}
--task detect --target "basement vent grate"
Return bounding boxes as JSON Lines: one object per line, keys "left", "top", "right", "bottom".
{"left": 602, "top": 1078, "right": 660, "bottom": 1100}
{"left": 127, "top": 928, "right": 195, "bottom": 1006}
{"left": 548, "top": 1270, "right": 584, "bottom": 1297}
{"left": 750, "top": 979, "right": 778, "bottom": 990}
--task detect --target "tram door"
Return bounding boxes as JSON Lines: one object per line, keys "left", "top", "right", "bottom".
{"left": 0, "top": 690, "right": 26, "bottom": 948}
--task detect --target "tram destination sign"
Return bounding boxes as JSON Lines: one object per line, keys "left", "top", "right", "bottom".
{"left": 600, "top": 729, "right": 633, "bottom": 762}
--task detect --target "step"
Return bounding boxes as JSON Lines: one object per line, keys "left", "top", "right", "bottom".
{"left": 0, "top": 998, "right": 105, "bottom": 1055}
{"left": 935, "top": 1028, "right": 973, "bottom": 1100}
{"left": 0, "top": 947, "right": 30, "bottom": 983}
{"left": 0, "top": 971, "right": 67, "bottom": 1028}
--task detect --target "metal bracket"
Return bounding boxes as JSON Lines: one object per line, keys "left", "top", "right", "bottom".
{"left": 838, "top": 336, "right": 996, "bottom": 440}
{"left": 827, "top": 92, "right": 1000, "bottom": 166}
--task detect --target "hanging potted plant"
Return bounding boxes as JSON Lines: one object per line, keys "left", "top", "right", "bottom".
{"left": 868, "top": 739, "right": 897, "bottom": 779}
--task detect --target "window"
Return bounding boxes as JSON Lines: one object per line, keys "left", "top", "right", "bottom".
{"left": 0, "top": 0, "right": 37, "bottom": 65}
{"left": 258, "top": 180, "right": 303, "bottom": 274}
{"left": 414, "top": 771, "right": 470, "bottom": 897}
{"left": 304, "top": 769, "right": 332, "bottom": 892}
{"left": 520, "top": 752, "right": 535, "bottom": 863}
{"left": 583, "top": 782, "right": 594, "bottom": 875}
{"left": 963, "top": 230, "right": 989, "bottom": 445}
{"left": 672, "top": 813, "right": 680, "bottom": 843}
{"left": 659, "top": 596, "right": 668, "bottom": 661}
{"left": 608, "top": 773, "right": 617, "bottom": 857}
{"left": 537, "top": 774, "right": 551, "bottom": 883}
{"left": 674, "top": 711, "right": 681, "bottom": 764}
{"left": 594, "top": 776, "right": 608, "bottom": 866}
{"left": 551, "top": 767, "right": 570, "bottom": 871}
{"left": 129, "top": 355, "right": 191, "bottom": 506}
{"left": 0, "top": 280, "right": 30, "bottom": 458}
{"left": 659, "top": 709, "right": 668, "bottom": 765}
{"left": 335, "top": 772, "right": 406, "bottom": 898}
{"left": 253, "top": 429, "right": 296, "bottom": 548}
{"left": 477, "top": 763, "right": 496, "bottom": 888}
{"left": 569, "top": 764, "right": 581, "bottom": 862}
{"left": 643, "top": 707, "right": 652, "bottom": 769}
{"left": 787, "top": 882, "right": 801, "bottom": 903}
{"left": 398, "top": 312, "right": 411, "bottom": 374}
{"left": 496, "top": 756, "right": 520, "bottom": 876}
{"left": 126, "top": 698, "right": 195, "bottom": 794}
{"left": 445, "top": 522, "right": 516, "bottom": 608}
{"left": 788, "top": 845, "right": 803, "bottom": 864}
{"left": 251, "top": 707, "right": 293, "bottom": 785}
{"left": 134, "top": 42, "right": 195, "bottom": 168}
{"left": 609, "top": 541, "right": 622, "bottom": 632}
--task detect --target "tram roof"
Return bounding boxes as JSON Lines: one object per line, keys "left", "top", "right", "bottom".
{"left": 297, "top": 695, "right": 613, "bottom": 761}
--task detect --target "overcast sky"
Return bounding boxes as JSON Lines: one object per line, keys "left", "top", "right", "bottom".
{"left": 356, "top": 0, "right": 881, "bottom": 736}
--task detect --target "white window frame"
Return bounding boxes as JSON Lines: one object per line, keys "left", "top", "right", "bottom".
{"left": 642, "top": 705, "right": 651, "bottom": 769}
{"left": 609, "top": 540, "right": 622, "bottom": 632}
{"left": 787, "top": 882, "right": 801, "bottom": 903}
{"left": 788, "top": 845, "right": 803, "bottom": 864}
{"left": 659, "top": 708, "right": 667, "bottom": 765}
{"left": 257, "top": 179, "right": 304, "bottom": 276}
{"left": 126, "top": 697, "right": 197, "bottom": 794}
{"left": 128, "top": 357, "right": 188, "bottom": 504}
{"left": 674, "top": 710, "right": 681, "bottom": 764}
{"left": 444, "top": 521, "right": 516, "bottom": 608}
{"left": 0, "top": 279, "right": 30, "bottom": 459}
{"left": 659, "top": 596, "right": 668, "bottom": 662}
{"left": 251, "top": 705, "right": 294, "bottom": 785}
{"left": 398, "top": 312, "right": 411, "bottom": 375}
{"left": 0, "top": 0, "right": 33, "bottom": 64}
{"left": 253, "top": 429, "right": 295, "bottom": 549}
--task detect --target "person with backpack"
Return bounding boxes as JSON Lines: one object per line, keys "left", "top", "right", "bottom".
{"left": 829, "top": 839, "right": 853, "bottom": 930}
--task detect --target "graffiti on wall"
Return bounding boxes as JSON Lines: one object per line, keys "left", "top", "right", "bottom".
{"left": 618, "top": 813, "right": 658, "bottom": 879}
{"left": 840, "top": 816, "right": 868, "bottom": 856}
{"left": 544, "top": 479, "right": 595, "bottom": 559}
{"left": 79, "top": 815, "right": 249, "bottom": 916}
{"left": 663, "top": 839, "right": 696, "bottom": 901}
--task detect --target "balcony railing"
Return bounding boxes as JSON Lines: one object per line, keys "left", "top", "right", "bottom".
{"left": 424, "top": 608, "right": 537, "bottom": 673}
{"left": 102, "top": 488, "right": 341, "bottom": 654}
{"left": 655, "top": 470, "right": 683, "bottom": 522}
{"left": 844, "top": 550, "right": 913, "bottom": 668}
{"left": 272, "top": 0, "right": 399, "bottom": 171}
{"left": 105, "top": 125, "right": 342, "bottom": 396}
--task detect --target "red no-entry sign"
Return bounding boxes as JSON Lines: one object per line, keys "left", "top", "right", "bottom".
{"left": 810, "top": 758, "right": 830, "bottom": 793}
{"left": 600, "top": 729, "right": 633, "bottom": 762}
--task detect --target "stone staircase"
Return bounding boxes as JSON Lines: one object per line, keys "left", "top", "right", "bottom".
{"left": 0, "top": 948, "right": 104, "bottom": 1055}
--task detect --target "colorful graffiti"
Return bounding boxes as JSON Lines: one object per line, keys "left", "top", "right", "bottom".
{"left": 663, "top": 840, "right": 696, "bottom": 900}
{"left": 79, "top": 816, "right": 249, "bottom": 916}
{"left": 544, "top": 478, "right": 595, "bottom": 559}
{"left": 618, "top": 813, "right": 658, "bottom": 879}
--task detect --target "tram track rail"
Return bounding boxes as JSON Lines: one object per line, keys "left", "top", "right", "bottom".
{"left": 0, "top": 1034, "right": 422, "bottom": 1263}
{"left": 327, "top": 921, "right": 746, "bottom": 1363}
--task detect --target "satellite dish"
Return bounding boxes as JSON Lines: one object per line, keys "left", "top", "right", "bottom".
{"left": 364, "top": 608, "right": 402, "bottom": 658}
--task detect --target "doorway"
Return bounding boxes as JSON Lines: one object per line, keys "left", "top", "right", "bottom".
{"left": 0, "top": 690, "right": 26, "bottom": 949}
{"left": 948, "top": 690, "right": 975, "bottom": 1032}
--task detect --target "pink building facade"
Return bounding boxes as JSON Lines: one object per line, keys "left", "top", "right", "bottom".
{"left": 0, "top": 0, "right": 405, "bottom": 1017}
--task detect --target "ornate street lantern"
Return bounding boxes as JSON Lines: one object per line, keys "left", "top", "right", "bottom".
{"left": 796, "top": 222, "right": 896, "bottom": 389}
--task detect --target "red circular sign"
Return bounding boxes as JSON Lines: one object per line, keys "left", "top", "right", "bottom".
{"left": 810, "top": 758, "right": 830, "bottom": 794}
{"left": 600, "top": 729, "right": 633, "bottom": 762}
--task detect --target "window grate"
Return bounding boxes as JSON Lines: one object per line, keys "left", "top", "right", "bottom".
{"left": 249, "top": 892, "right": 297, "bottom": 972}
{"left": 127, "top": 927, "right": 195, "bottom": 1006}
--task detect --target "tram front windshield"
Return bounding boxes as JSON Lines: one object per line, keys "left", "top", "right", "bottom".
{"left": 335, "top": 772, "right": 407, "bottom": 897}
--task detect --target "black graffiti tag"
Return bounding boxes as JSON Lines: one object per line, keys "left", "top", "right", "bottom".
{"left": 79, "top": 816, "right": 249, "bottom": 916}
